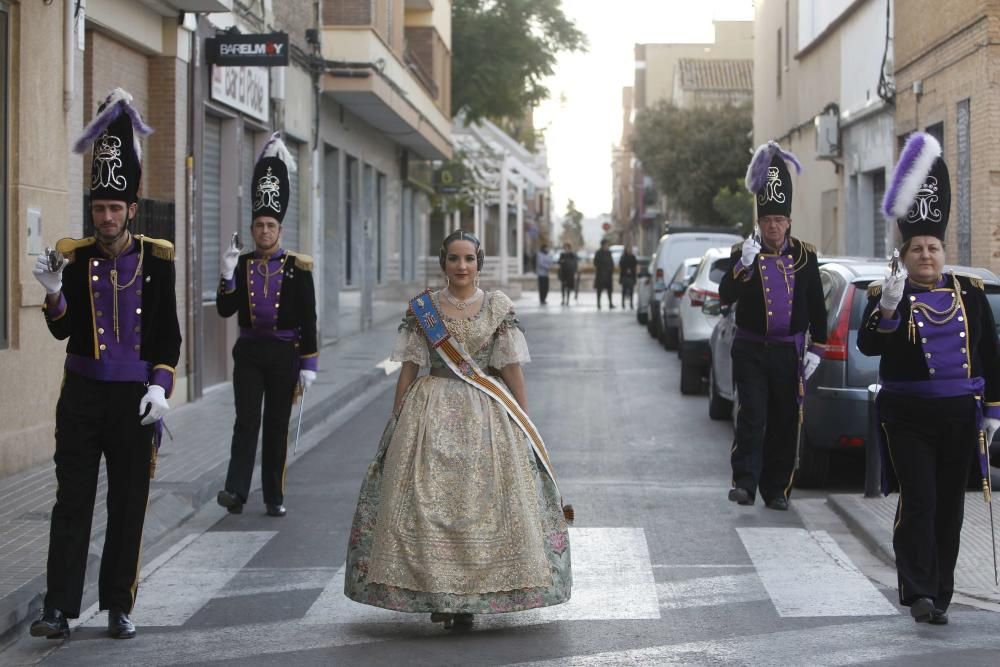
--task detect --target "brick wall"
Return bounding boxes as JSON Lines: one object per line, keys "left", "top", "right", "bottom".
{"left": 895, "top": 5, "right": 1000, "bottom": 270}
{"left": 324, "top": 0, "right": 372, "bottom": 27}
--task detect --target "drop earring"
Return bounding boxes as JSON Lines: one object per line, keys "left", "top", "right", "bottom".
{"left": 445, "top": 275, "right": 451, "bottom": 289}
{"left": 474, "top": 274, "right": 480, "bottom": 290}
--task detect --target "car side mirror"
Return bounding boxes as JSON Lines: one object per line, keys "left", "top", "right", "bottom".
{"left": 702, "top": 297, "right": 722, "bottom": 316}
{"left": 719, "top": 303, "right": 732, "bottom": 317}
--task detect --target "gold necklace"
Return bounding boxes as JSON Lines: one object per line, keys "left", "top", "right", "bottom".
{"left": 254, "top": 255, "right": 287, "bottom": 297}
{"left": 110, "top": 235, "right": 145, "bottom": 342}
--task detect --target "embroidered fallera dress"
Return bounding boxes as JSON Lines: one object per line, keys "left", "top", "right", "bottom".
{"left": 344, "top": 290, "right": 572, "bottom": 614}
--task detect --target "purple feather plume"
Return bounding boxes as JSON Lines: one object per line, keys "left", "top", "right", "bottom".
{"left": 745, "top": 141, "right": 801, "bottom": 194}
{"left": 882, "top": 132, "right": 940, "bottom": 220}
{"left": 73, "top": 88, "right": 152, "bottom": 156}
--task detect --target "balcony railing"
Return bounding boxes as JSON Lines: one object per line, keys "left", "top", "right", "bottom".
{"left": 403, "top": 46, "right": 439, "bottom": 100}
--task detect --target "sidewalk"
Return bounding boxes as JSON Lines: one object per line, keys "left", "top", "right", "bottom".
{"left": 830, "top": 490, "right": 1000, "bottom": 605}
{"left": 0, "top": 301, "right": 406, "bottom": 646}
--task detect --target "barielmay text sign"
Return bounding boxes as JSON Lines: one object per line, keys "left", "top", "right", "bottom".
{"left": 207, "top": 32, "right": 289, "bottom": 67}
{"left": 211, "top": 65, "right": 270, "bottom": 122}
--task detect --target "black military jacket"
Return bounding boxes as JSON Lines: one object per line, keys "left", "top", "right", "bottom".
{"left": 718, "top": 236, "right": 828, "bottom": 344}
{"left": 858, "top": 273, "right": 1000, "bottom": 398}
{"left": 43, "top": 236, "right": 182, "bottom": 374}
{"left": 216, "top": 251, "right": 318, "bottom": 360}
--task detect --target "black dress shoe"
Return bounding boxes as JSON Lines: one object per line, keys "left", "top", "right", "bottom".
{"left": 266, "top": 504, "right": 286, "bottom": 517}
{"left": 728, "top": 488, "right": 753, "bottom": 505}
{"left": 29, "top": 608, "right": 69, "bottom": 639}
{"left": 217, "top": 490, "right": 243, "bottom": 514}
{"left": 765, "top": 497, "right": 789, "bottom": 511}
{"left": 107, "top": 609, "right": 136, "bottom": 639}
{"left": 910, "top": 596, "right": 935, "bottom": 623}
{"left": 929, "top": 608, "right": 949, "bottom": 625}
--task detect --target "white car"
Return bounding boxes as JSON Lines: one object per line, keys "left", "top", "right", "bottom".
{"left": 677, "top": 246, "right": 733, "bottom": 395}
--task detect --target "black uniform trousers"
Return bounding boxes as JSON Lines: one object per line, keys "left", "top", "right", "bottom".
{"left": 45, "top": 372, "right": 153, "bottom": 617}
{"left": 731, "top": 338, "right": 800, "bottom": 502}
{"left": 225, "top": 337, "right": 299, "bottom": 506}
{"left": 881, "top": 394, "right": 977, "bottom": 611}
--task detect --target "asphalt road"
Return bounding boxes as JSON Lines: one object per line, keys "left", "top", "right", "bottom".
{"left": 6, "top": 292, "right": 1000, "bottom": 666}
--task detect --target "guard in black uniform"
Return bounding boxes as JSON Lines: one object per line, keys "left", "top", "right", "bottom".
{"left": 30, "top": 89, "right": 181, "bottom": 640}
{"left": 216, "top": 133, "right": 318, "bottom": 518}
{"left": 719, "top": 141, "right": 828, "bottom": 510}
{"left": 858, "top": 132, "right": 1000, "bottom": 625}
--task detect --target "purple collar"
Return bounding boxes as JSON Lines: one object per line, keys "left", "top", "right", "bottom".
{"left": 253, "top": 247, "right": 285, "bottom": 262}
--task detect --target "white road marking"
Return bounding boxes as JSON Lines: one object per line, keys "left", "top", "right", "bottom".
{"left": 657, "top": 573, "right": 768, "bottom": 610}
{"left": 305, "top": 526, "right": 660, "bottom": 625}
{"left": 509, "top": 613, "right": 1000, "bottom": 666}
{"left": 737, "top": 527, "right": 897, "bottom": 617}
{"left": 82, "top": 530, "right": 277, "bottom": 627}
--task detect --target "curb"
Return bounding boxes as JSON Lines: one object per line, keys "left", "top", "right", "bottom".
{"left": 827, "top": 494, "right": 896, "bottom": 568}
{"left": 0, "top": 364, "right": 395, "bottom": 650}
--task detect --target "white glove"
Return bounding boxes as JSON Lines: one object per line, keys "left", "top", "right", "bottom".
{"left": 32, "top": 254, "right": 67, "bottom": 295}
{"left": 803, "top": 351, "right": 820, "bottom": 380}
{"left": 221, "top": 241, "right": 240, "bottom": 281}
{"left": 985, "top": 417, "right": 1000, "bottom": 444}
{"left": 139, "top": 385, "right": 169, "bottom": 425}
{"left": 740, "top": 235, "right": 761, "bottom": 267}
{"left": 879, "top": 268, "right": 908, "bottom": 313}
{"left": 299, "top": 369, "right": 316, "bottom": 391}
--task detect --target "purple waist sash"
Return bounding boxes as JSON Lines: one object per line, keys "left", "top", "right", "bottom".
{"left": 735, "top": 327, "right": 803, "bottom": 346}
{"left": 65, "top": 354, "right": 150, "bottom": 383}
{"left": 876, "top": 376, "right": 988, "bottom": 495}
{"left": 239, "top": 327, "right": 298, "bottom": 343}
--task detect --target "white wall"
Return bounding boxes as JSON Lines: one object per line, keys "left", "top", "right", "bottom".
{"left": 798, "top": 0, "right": 854, "bottom": 51}
{"left": 840, "top": 0, "right": 892, "bottom": 119}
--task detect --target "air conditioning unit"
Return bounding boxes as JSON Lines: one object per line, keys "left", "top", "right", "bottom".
{"left": 815, "top": 107, "right": 840, "bottom": 159}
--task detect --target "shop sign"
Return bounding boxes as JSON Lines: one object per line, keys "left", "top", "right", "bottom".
{"left": 207, "top": 32, "right": 289, "bottom": 67}
{"left": 211, "top": 65, "right": 269, "bottom": 121}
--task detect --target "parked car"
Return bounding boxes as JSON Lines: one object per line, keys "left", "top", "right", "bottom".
{"left": 659, "top": 257, "right": 702, "bottom": 349}
{"left": 707, "top": 259, "right": 1000, "bottom": 488}
{"left": 677, "top": 247, "right": 732, "bottom": 395}
{"left": 643, "top": 229, "right": 743, "bottom": 341}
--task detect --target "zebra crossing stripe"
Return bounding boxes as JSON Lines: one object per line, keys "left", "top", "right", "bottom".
{"left": 83, "top": 530, "right": 278, "bottom": 627}
{"left": 305, "top": 526, "right": 660, "bottom": 624}
{"left": 737, "top": 527, "right": 897, "bottom": 617}
{"left": 657, "top": 573, "right": 769, "bottom": 610}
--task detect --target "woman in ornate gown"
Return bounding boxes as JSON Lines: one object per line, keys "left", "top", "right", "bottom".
{"left": 344, "top": 230, "right": 572, "bottom": 629}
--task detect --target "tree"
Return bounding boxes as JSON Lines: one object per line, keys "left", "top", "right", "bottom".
{"left": 559, "top": 199, "right": 585, "bottom": 250}
{"left": 632, "top": 102, "right": 752, "bottom": 227}
{"left": 452, "top": 0, "right": 587, "bottom": 123}
{"left": 712, "top": 180, "right": 755, "bottom": 235}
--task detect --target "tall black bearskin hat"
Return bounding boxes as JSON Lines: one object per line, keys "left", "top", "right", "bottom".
{"left": 252, "top": 132, "right": 296, "bottom": 224}
{"left": 74, "top": 88, "right": 153, "bottom": 205}
{"left": 744, "top": 140, "right": 803, "bottom": 219}
{"left": 882, "top": 132, "right": 950, "bottom": 242}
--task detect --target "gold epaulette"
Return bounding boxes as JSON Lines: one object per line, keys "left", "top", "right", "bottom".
{"left": 54, "top": 237, "right": 96, "bottom": 263}
{"left": 287, "top": 251, "right": 313, "bottom": 271}
{"left": 139, "top": 235, "right": 175, "bottom": 261}
{"left": 867, "top": 281, "right": 883, "bottom": 298}
{"left": 731, "top": 241, "right": 742, "bottom": 253}
{"left": 968, "top": 276, "right": 985, "bottom": 291}
{"left": 796, "top": 238, "right": 816, "bottom": 254}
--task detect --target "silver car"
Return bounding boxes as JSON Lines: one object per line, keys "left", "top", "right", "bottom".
{"left": 706, "top": 259, "right": 1000, "bottom": 488}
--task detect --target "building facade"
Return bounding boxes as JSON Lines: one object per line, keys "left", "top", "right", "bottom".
{"left": 893, "top": 0, "right": 998, "bottom": 268}
{"left": 753, "top": 0, "right": 895, "bottom": 256}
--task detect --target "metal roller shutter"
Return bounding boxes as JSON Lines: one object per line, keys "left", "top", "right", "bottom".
{"left": 201, "top": 117, "right": 222, "bottom": 301}
{"left": 282, "top": 143, "right": 300, "bottom": 251}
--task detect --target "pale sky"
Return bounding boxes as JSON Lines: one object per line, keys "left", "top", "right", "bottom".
{"left": 534, "top": 0, "right": 755, "bottom": 220}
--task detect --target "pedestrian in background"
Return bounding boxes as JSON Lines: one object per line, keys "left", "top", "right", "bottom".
{"left": 719, "top": 141, "right": 827, "bottom": 511}
{"left": 557, "top": 243, "right": 578, "bottom": 305}
{"left": 344, "top": 230, "right": 572, "bottom": 630}
{"left": 619, "top": 245, "right": 637, "bottom": 309}
{"left": 30, "top": 89, "right": 181, "bottom": 641}
{"left": 536, "top": 243, "right": 552, "bottom": 305}
{"left": 593, "top": 240, "right": 614, "bottom": 310}
{"left": 216, "top": 133, "right": 319, "bottom": 519}
{"left": 858, "top": 132, "right": 1000, "bottom": 626}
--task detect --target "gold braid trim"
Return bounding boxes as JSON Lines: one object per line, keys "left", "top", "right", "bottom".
{"left": 139, "top": 235, "right": 175, "bottom": 261}
{"left": 287, "top": 251, "right": 314, "bottom": 271}
{"left": 867, "top": 282, "right": 883, "bottom": 298}
{"left": 55, "top": 237, "right": 96, "bottom": 264}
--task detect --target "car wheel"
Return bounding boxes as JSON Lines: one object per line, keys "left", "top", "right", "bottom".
{"left": 794, "top": 430, "right": 830, "bottom": 489}
{"left": 662, "top": 326, "right": 679, "bottom": 350}
{"left": 680, "top": 358, "right": 703, "bottom": 395}
{"left": 708, "top": 367, "right": 733, "bottom": 420}
{"left": 638, "top": 309, "right": 648, "bottom": 325}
